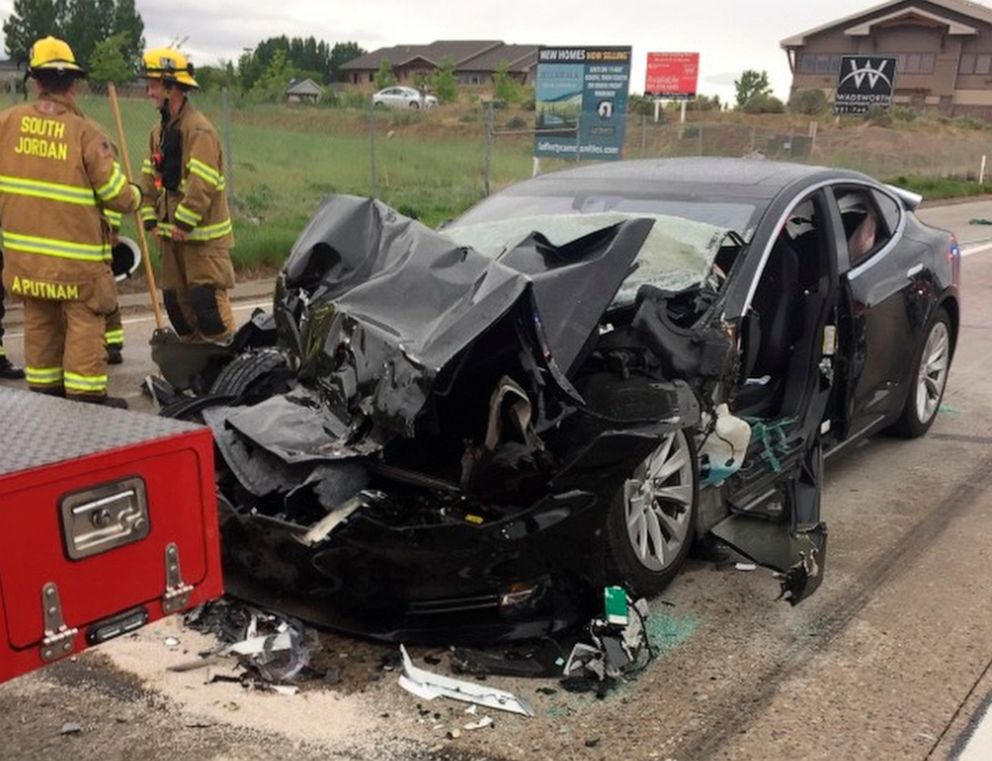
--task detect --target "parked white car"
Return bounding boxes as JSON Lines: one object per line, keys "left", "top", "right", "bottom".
{"left": 372, "top": 86, "right": 438, "bottom": 109}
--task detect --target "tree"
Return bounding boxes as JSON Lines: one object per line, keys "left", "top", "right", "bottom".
{"left": 430, "top": 56, "right": 457, "bottom": 103}
{"left": 195, "top": 61, "right": 237, "bottom": 92}
{"left": 329, "top": 41, "right": 365, "bottom": 81}
{"left": 87, "top": 32, "right": 131, "bottom": 84}
{"left": 734, "top": 69, "right": 771, "bottom": 109}
{"left": 492, "top": 60, "right": 521, "bottom": 103}
{"left": 235, "top": 36, "right": 365, "bottom": 87}
{"left": 3, "top": 0, "right": 143, "bottom": 68}
{"left": 3, "top": 0, "right": 64, "bottom": 63}
{"left": 374, "top": 57, "right": 395, "bottom": 89}
{"left": 249, "top": 48, "right": 296, "bottom": 103}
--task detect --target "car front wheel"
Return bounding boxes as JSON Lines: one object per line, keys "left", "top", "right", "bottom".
{"left": 890, "top": 306, "right": 952, "bottom": 438}
{"left": 605, "top": 428, "right": 697, "bottom": 596}
{"left": 409, "top": 101, "right": 420, "bottom": 109}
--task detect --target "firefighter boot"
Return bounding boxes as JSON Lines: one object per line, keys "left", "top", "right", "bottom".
{"left": 0, "top": 354, "right": 24, "bottom": 379}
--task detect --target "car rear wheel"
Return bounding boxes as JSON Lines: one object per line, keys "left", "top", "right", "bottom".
{"left": 409, "top": 101, "right": 420, "bottom": 109}
{"left": 605, "top": 428, "right": 697, "bottom": 596}
{"left": 890, "top": 306, "right": 952, "bottom": 438}
{"left": 209, "top": 348, "right": 291, "bottom": 402}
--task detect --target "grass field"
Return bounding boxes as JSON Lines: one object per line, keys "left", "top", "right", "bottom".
{"left": 74, "top": 93, "right": 540, "bottom": 270}
{"left": 63, "top": 92, "right": 992, "bottom": 274}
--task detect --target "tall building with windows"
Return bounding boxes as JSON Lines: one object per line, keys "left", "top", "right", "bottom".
{"left": 783, "top": 0, "right": 992, "bottom": 116}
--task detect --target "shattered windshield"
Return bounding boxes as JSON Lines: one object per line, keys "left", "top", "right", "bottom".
{"left": 442, "top": 212, "right": 732, "bottom": 300}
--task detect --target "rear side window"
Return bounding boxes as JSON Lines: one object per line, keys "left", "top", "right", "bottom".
{"left": 872, "top": 189, "right": 901, "bottom": 234}
{"left": 833, "top": 186, "right": 897, "bottom": 267}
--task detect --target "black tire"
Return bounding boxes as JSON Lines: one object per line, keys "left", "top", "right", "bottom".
{"left": 160, "top": 394, "right": 235, "bottom": 422}
{"left": 209, "top": 348, "right": 290, "bottom": 400}
{"left": 409, "top": 101, "right": 420, "bottom": 109}
{"left": 889, "top": 307, "right": 952, "bottom": 439}
{"left": 604, "top": 429, "right": 698, "bottom": 597}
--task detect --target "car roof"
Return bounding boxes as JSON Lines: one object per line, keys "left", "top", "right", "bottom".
{"left": 516, "top": 157, "right": 871, "bottom": 201}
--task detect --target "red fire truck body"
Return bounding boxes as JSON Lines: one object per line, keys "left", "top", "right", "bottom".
{"left": 0, "top": 387, "right": 223, "bottom": 683}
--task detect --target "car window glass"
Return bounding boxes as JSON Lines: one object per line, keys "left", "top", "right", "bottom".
{"left": 452, "top": 192, "right": 761, "bottom": 240}
{"left": 872, "top": 189, "right": 901, "bottom": 234}
{"left": 833, "top": 187, "right": 892, "bottom": 266}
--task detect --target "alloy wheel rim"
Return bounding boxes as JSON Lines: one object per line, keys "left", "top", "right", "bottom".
{"left": 915, "top": 321, "right": 950, "bottom": 424}
{"left": 623, "top": 430, "right": 695, "bottom": 572}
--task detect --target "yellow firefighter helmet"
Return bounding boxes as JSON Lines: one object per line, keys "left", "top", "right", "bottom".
{"left": 28, "top": 36, "right": 85, "bottom": 77}
{"left": 140, "top": 47, "right": 199, "bottom": 89}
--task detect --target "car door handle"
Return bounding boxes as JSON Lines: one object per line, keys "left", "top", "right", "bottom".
{"left": 906, "top": 263, "right": 923, "bottom": 278}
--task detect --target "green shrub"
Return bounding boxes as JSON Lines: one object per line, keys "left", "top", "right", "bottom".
{"left": 341, "top": 88, "right": 369, "bottom": 109}
{"left": 742, "top": 94, "right": 786, "bottom": 114}
{"left": 788, "top": 89, "right": 829, "bottom": 116}
{"left": 866, "top": 105, "right": 892, "bottom": 127}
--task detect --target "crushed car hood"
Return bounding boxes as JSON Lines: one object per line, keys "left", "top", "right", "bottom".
{"left": 255, "top": 196, "right": 656, "bottom": 456}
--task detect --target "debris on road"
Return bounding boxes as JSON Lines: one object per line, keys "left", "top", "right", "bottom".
{"left": 452, "top": 639, "right": 571, "bottom": 678}
{"left": 179, "top": 600, "right": 317, "bottom": 687}
{"left": 561, "top": 590, "right": 652, "bottom": 696}
{"left": 463, "top": 716, "right": 494, "bottom": 730}
{"left": 398, "top": 645, "right": 535, "bottom": 717}
{"left": 59, "top": 722, "right": 83, "bottom": 735}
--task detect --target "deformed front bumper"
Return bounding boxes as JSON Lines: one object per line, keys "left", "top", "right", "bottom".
{"left": 218, "top": 488, "right": 613, "bottom": 645}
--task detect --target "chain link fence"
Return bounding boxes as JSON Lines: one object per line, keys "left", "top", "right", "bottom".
{"left": 22, "top": 84, "right": 991, "bottom": 265}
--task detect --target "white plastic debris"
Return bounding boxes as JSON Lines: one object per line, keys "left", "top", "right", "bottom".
{"left": 397, "top": 645, "right": 534, "bottom": 717}
{"left": 164, "top": 636, "right": 181, "bottom": 648}
{"left": 226, "top": 630, "right": 293, "bottom": 656}
{"left": 464, "top": 716, "right": 494, "bottom": 730}
{"left": 735, "top": 562, "right": 758, "bottom": 572}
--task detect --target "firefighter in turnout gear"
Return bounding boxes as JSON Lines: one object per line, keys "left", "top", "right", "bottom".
{"left": 0, "top": 37, "right": 138, "bottom": 406}
{"left": 139, "top": 47, "right": 235, "bottom": 343}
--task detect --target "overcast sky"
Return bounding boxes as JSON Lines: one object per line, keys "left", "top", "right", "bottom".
{"left": 1, "top": 0, "right": 892, "bottom": 99}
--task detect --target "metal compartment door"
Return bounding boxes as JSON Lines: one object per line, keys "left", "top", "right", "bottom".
{"left": 0, "top": 439, "right": 214, "bottom": 651}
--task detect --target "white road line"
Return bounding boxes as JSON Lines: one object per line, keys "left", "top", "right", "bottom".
{"left": 2, "top": 300, "right": 272, "bottom": 340}
{"left": 955, "top": 695, "right": 992, "bottom": 761}
{"left": 961, "top": 241, "right": 992, "bottom": 257}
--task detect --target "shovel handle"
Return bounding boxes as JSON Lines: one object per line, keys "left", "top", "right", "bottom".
{"left": 107, "top": 82, "right": 164, "bottom": 330}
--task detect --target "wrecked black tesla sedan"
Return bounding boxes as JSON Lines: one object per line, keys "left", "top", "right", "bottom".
{"left": 166, "top": 157, "right": 960, "bottom": 644}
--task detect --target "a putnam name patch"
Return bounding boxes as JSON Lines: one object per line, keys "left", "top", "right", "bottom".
{"left": 10, "top": 275, "right": 80, "bottom": 300}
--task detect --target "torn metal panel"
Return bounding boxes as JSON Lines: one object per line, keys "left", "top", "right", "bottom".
{"left": 398, "top": 645, "right": 535, "bottom": 717}
{"left": 223, "top": 388, "right": 379, "bottom": 464}
{"left": 710, "top": 515, "right": 827, "bottom": 604}
{"left": 296, "top": 492, "right": 370, "bottom": 546}
{"left": 150, "top": 327, "right": 235, "bottom": 392}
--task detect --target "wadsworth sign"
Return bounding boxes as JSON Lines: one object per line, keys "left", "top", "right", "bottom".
{"left": 834, "top": 56, "right": 897, "bottom": 115}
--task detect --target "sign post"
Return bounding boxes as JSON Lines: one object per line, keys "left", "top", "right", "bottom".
{"left": 533, "top": 46, "right": 632, "bottom": 162}
{"left": 833, "top": 56, "right": 897, "bottom": 115}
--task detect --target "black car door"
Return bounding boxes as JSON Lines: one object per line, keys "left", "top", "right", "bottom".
{"left": 830, "top": 183, "right": 917, "bottom": 441}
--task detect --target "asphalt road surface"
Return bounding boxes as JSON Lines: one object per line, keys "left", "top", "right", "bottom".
{"left": 1, "top": 201, "right": 991, "bottom": 761}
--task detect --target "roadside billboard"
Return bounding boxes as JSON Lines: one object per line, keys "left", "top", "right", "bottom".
{"left": 834, "top": 56, "right": 897, "bottom": 115}
{"left": 645, "top": 52, "right": 699, "bottom": 99}
{"left": 534, "top": 46, "right": 631, "bottom": 161}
